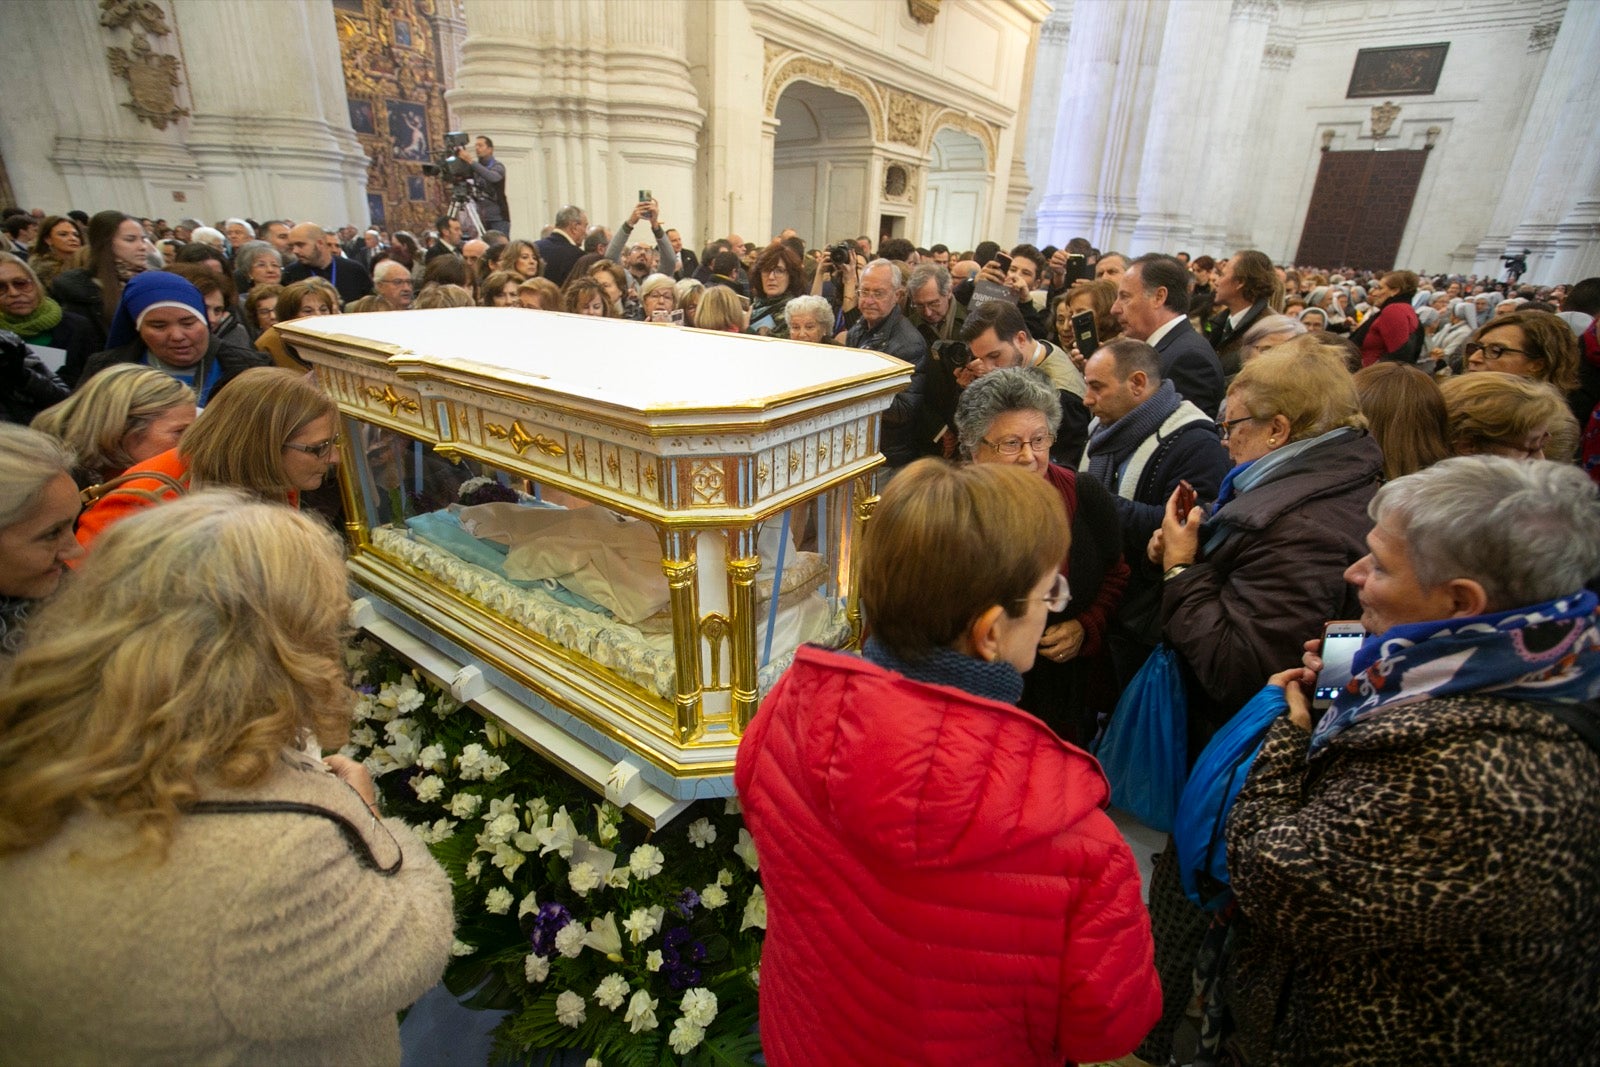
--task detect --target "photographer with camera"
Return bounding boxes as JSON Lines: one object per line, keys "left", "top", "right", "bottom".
{"left": 1503, "top": 248, "right": 1530, "bottom": 285}
{"left": 604, "top": 195, "right": 674, "bottom": 297}
{"left": 808, "top": 241, "right": 861, "bottom": 337}
{"left": 458, "top": 136, "right": 509, "bottom": 234}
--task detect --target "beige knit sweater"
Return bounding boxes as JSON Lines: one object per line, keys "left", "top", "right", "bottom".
{"left": 0, "top": 750, "right": 455, "bottom": 1066}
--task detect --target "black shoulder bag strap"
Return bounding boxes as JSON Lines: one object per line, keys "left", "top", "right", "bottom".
{"left": 187, "top": 799, "right": 403, "bottom": 875}
{"left": 1544, "top": 700, "right": 1600, "bottom": 759}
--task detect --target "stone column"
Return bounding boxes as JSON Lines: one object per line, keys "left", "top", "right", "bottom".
{"left": 1001, "top": 19, "right": 1044, "bottom": 244}
{"left": 1034, "top": 0, "right": 1127, "bottom": 249}
{"left": 1504, "top": 4, "right": 1600, "bottom": 283}
{"left": 449, "top": 0, "right": 704, "bottom": 242}
{"left": 425, "top": 0, "right": 468, "bottom": 129}
{"left": 1127, "top": 0, "right": 1227, "bottom": 256}
{"left": 169, "top": 0, "right": 371, "bottom": 225}
{"left": 1018, "top": 5, "right": 1071, "bottom": 243}
{"left": 1189, "top": 0, "right": 1278, "bottom": 254}
{"left": 1092, "top": 0, "right": 1169, "bottom": 252}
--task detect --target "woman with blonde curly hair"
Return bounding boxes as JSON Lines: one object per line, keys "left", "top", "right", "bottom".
{"left": 31, "top": 363, "right": 196, "bottom": 487}
{"left": 560, "top": 276, "right": 612, "bottom": 317}
{"left": 0, "top": 492, "right": 452, "bottom": 1063}
{"left": 1440, "top": 370, "right": 1577, "bottom": 462}
{"left": 75, "top": 366, "right": 340, "bottom": 548}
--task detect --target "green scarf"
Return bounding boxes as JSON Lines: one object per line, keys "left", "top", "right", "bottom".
{"left": 0, "top": 294, "right": 63, "bottom": 338}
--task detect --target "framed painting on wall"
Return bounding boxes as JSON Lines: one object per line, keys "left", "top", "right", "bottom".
{"left": 349, "top": 99, "right": 375, "bottom": 135}
{"left": 387, "top": 100, "right": 430, "bottom": 161}
{"left": 406, "top": 176, "right": 427, "bottom": 201}
{"left": 1347, "top": 43, "right": 1449, "bottom": 98}
{"left": 367, "top": 194, "right": 386, "bottom": 227}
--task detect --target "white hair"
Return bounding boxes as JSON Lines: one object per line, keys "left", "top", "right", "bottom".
{"left": 189, "top": 226, "right": 226, "bottom": 249}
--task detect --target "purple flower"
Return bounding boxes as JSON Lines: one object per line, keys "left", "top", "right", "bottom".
{"left": 527, "top": 901, "right": 573, "bottom": 958}
{"left": 676, "top": 888, "right": 700, "bottom": 918}
{"left": 666, "top": 965, "right": 703, "bottom": 991}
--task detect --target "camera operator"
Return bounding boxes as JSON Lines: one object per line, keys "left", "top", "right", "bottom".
{"left": 1502, "top": 248, "right": 1529, "bottom": 285}
{"left": 453, "top": 136, "right": 509, "bottom": 235}
{"left": 604, "top": 197, "right": 673, "bottom": 294}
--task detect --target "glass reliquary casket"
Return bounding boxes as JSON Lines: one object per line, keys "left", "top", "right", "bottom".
{"left": 278, "top": 309, "right": 911, "bottom": 825}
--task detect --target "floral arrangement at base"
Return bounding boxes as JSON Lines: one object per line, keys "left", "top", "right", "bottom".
{"left": 341, "top": 639, "right": 766, "bottom": 1067}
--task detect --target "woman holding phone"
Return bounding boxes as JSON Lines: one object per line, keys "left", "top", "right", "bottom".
{"left": 1224, "top": 457, "right": 1600, "bottom": 1063}
{"left": 1137, "top": 337, "right": 1382, "bottom": 1063}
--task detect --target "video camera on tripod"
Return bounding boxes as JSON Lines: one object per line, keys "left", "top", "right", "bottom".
{"left": 422, "top": 131, "right": 476, "bottom": 204}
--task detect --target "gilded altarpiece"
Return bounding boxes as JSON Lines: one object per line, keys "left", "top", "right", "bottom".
{"left": 332, "top": 0, "right": 457, "bottom": 235}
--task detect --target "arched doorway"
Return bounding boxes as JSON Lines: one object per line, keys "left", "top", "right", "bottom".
{"left": 771, "top": 82, "right": 874, "bottom": 248}
{"left": 921, "top": 127, "right": 988, "bottom": 253}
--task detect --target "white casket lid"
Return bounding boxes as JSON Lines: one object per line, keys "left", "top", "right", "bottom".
{"left": 279, "top": 307, "right": 910, "bottom": 415}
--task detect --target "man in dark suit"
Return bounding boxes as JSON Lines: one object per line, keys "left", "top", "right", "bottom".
{"left": 536, "top": 205, "right": 588, "bottom": 287}
{"left": 1112, "top": 254, "right": 1224, "bottom": 417}
{"left": 1206, "top": 249, "right": 1274, "bottom": 376}
{"left": 424, "top": 215, "right": 463, "bottom": 264}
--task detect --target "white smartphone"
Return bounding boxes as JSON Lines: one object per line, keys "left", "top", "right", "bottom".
{"left": 1313, "top": 621, "right": 1367, "bottom": 710}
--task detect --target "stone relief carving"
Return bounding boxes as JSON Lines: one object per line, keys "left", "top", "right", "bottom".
{"left": 906, "top": 0, "right": 940, "bottom": 25}
{"left": 923, "top": 109, "right": 996, "bottom": 169}
{"left": 1528, "top": 21, "right": 1560, "bottom": 52}
{"left": 1263, "top": 41, "right": 1296, "bottom": 71}
{"left": 101, "top": 0, "right": 189, "bottom": 130}
{"left": 1369, "top": 101, "right": 1401, "bottom": 139}
{"left": 763, "top": 55, "right": 886, "bottom": 143}
{"left": 887, "top": 91, "right": 926, "bottom": 146}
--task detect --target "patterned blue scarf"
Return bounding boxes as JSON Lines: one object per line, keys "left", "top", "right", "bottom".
{"left": 1309, "top": 590, "right": 1600, "bottom": 755}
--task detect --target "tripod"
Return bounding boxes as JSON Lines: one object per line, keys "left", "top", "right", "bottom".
{"left": 445, "top": 189, "right": 486, "bottom": 240}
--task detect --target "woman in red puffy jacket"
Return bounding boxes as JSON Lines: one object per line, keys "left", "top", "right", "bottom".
{"left": 737, "top": 459, "right": 1160, "bottom": 1067}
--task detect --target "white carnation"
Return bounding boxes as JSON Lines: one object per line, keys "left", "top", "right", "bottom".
{"left": 554, "top": 990, "right": 586, "bottom": 1028}
{"left": 686, "top": 817, "right": 716, "bottom": 848}
{"left": 479, "top": 754, "right": 511, "bottom": 781}
{"left": 667, "top": 1018, "right": 705, "bottom": 1054}
{"left": 465, "top": 855, "right": 483, "bottom": 881}
{"left": 593, "top": 973, "right": 629, "bottom": 1011}
{"left": 716, "top": 867, "right": 733, "bottom": 887}
{"left": 622, "top": 906, "right": 664, "bottom": 944}
{"left": 456, "top": 742, "right": 491, "bottom": 781}
{"left": 416, "top": 743, "right": 448, "bottom": 772}
{"left": 567, "top": 862, "right": 602, "bottom": 896}
{"left": 700, "top": 883, "right": 728, "bottom": 910}
{"left": 555, "top": 922, "right": 587, "bottom": 958}
{"left": 484, "top": 887, "right": 513, "bottom": 914}
{"left": 523, "top": 952, "right": 549, "bottom": 983}
{"left": 415, "top": 817, "right": 458, "bottom": 844}
{"left": 485, "top": 795, "right": 519, "bottom": 821}
{"left": 447, "top": 793, "right": 483, "bottom": 818}
{"left": 679, "top": 987, "right": 718, "bottom": 1027}
{"left": 623, "top": 989, "right": 659, "bottom": 1033}
{"left": 628, "top": 843, "right": 664, "bottom": 880}
{"left": 412, "top": 775, "right": 445, "bottom": 803}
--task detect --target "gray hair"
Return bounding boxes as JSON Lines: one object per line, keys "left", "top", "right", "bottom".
{"left": 953, "top": 368, "right": 1062, "bottom": 461}
{"left": 862, "top": 258, "right": 904, "bottom": 292}
{"left": 784, "top": 294, "right": 833, "bottom": 331}
{"left": 637, "top": 272, "right": 675, "bottom": 300}
{"left": 0, "top": 424, "right": 75, "bottom": 528}
{"left": 223, "top": 217, "right": 250, "bottom": 231}
{"left": 1370, "top": 456, "right": 1600, "bottom": 611}
{"left": 234, "top": 240, "right": 280, "bottom": 278}
{"left": 673, "top": 277, "right": 704, "bottom": 305}
{"left": 554, "top": 205, "right": 586, "bottom": 229}
{"left": 1241, "top": 313, "right": 1307, "bottom": 349}
{"left": 190, "top": 226, "right": 226, "bottom": 249}
{"left": 372, "top": 259, "right": 411, "bottom": 283}
{"left": 906, "top": 262, "right": 952, "bottom": 299}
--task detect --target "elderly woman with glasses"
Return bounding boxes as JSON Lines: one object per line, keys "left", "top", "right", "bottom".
{"left": 0, "top": 252, "right": 99, "bottom": 390}
{"left": 737, "top": 458, "right": 1159, "bottom": 1067}
{"left": 1136, "top": 338, "right": 1384, "bottom": 1063}
{"left": 1224, "top": 457, "right": 1600, "bottom": 1064}
{"left": 0, "top": 491, "right": 452, "bottom": 1063}
{"left": 75, "top": 367, "right": 340, "bottom": 549}
{"left": 954, "top": 368, "right": 1128, "bottom": 746}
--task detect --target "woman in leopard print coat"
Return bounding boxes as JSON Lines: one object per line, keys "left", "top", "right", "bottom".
{"left": 1224, "top": 457, "right": 1600, "bottom": 1065}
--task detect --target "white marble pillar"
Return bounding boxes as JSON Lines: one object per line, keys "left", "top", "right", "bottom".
{"left": 1504, "top": 4, "right": 1600, "bottom": 284}
{"left": 1127, "top": 1, "right": 1227, "bottom": 256}
{"left": 170, "top": 0, "right": 371, "bottom": 226}
{"left": 1034, "top": 0, "right": 1127, "bottom": 248}
{"left": 1472, "top": 13, "right": 1567, "bottom": 277}
{"left": 1019, "top": 4, "right": 1072, "bottom": 243}
{"left": 425, "top": 0, "right": 468, "bottom": 129}
{"left": 1189, "top": 0, "right": 1277, "bottom": 254}
{"left": 1001, "top": 18, "right": 1045, "bottom": 244}
{"left": 1092, "top": 0, "right": 1167, "bottom": 252}
{"left": 449, "top": 0, "right": 704, "bottom": 242}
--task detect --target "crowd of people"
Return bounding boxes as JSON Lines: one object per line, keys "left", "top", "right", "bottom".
{"left": 2, "top": 189, "right": 1598, "bottom": 1067}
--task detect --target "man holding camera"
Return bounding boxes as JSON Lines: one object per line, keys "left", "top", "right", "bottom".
{"left": 605, "top": 197, "right": 674, "bottom": 293}
{"left": 451, "top": 135, "right": 509, "bottom": 236}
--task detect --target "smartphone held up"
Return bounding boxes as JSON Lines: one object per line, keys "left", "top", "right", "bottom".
{"left": 1313, "top": 621, "right": 1367, "bottom": 710}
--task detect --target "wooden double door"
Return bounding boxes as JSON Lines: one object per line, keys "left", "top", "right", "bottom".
{"left": 1294, "top": 149, "right": 1428, "bottom": 271}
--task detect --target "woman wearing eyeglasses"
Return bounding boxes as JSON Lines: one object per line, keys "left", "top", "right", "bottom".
{"left": 75, "top": 367, "right": 340, "bottom": 549}
{"left": 953, "top": 368, "right": 1128, "bottom": 746}
{"left": 737, "top": 458, "right": 1160, "bottom": 1067}
{"left": 1136, "top": 337, "right": 1382, "bottom": 1064}
{"left": 0, "top": 492, "right": 452, "bottom": 1064}
{"left": 1463, "top": 309, "right": 1580, "bottom": 402}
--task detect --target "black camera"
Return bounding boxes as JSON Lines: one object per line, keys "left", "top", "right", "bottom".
{"left": 828, "top": 242, "right": 853, "bottom": 267}
{"left": 932, "top": 339, "right": 972, "bottom": 369}
{"left": 421, "top": 131, "right": 475, "bottom": 196}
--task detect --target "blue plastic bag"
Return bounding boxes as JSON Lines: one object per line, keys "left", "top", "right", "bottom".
{"left": 1093, "top": 644, "right": 1188, "bottom": 833}
{"left": 1173, "top": 684, "right": 1288, "bottom": 909}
